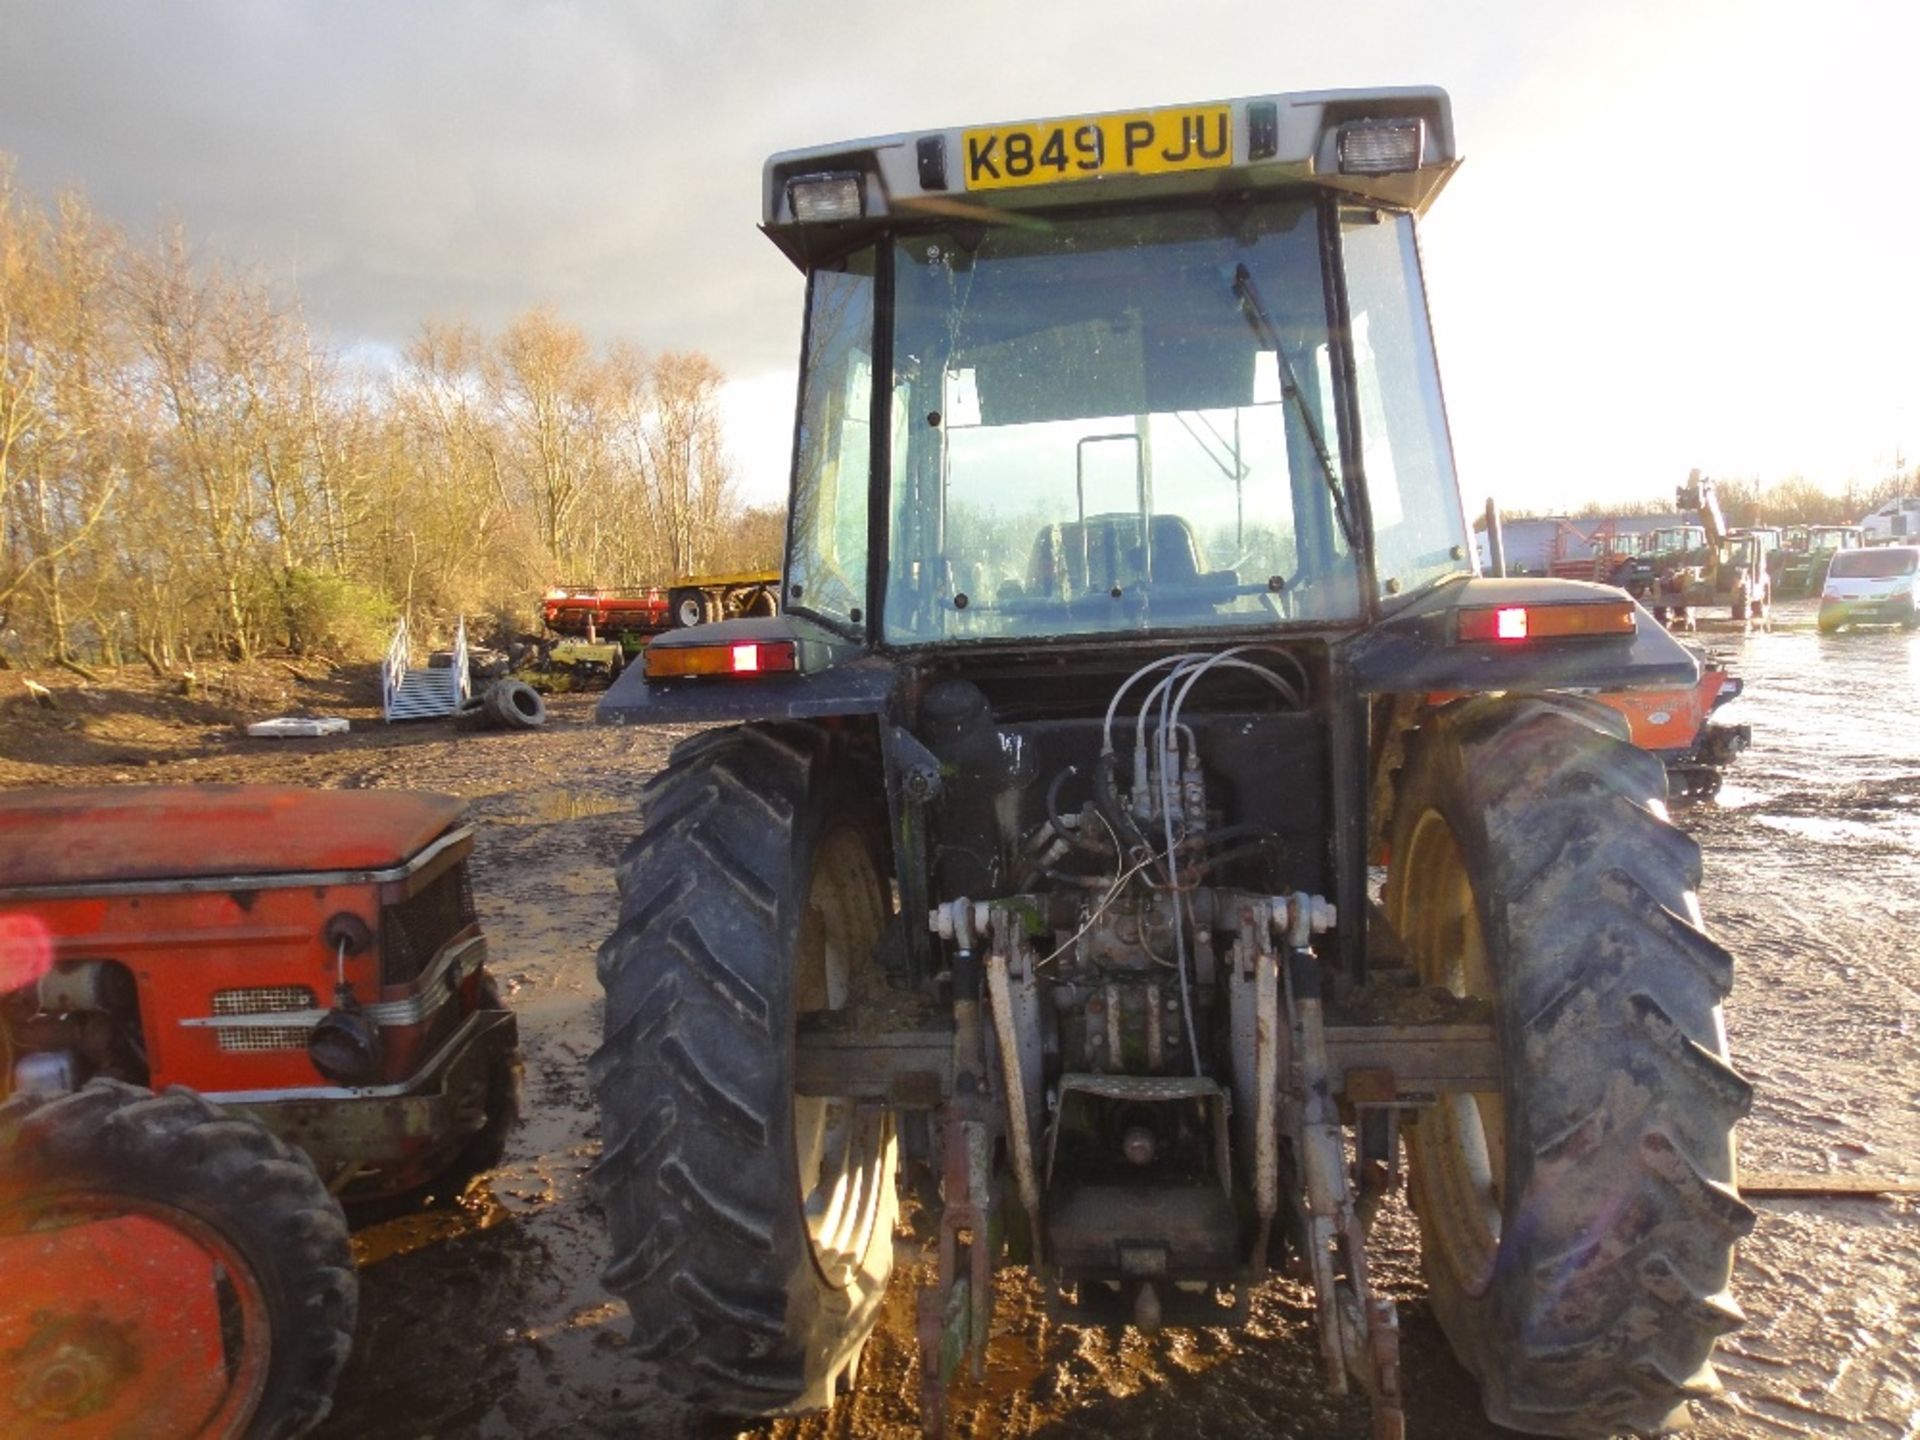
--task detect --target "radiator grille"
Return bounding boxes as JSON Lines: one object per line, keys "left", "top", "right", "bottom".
{"left": 382, "top": 864, "right": 477, "bottom": 985}
{"left": 216, "top": 1025, "right": 313, "bottom": 1053}
{"left": 210, "top": 985, "right": 315, "bottom": 1053}
{"left": 212, "top": 986, "right": 315, "bottom": 1016}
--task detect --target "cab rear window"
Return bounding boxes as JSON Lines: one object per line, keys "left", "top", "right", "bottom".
{"left": 1828, "top": 547, "right": 1919, "bottom": 579}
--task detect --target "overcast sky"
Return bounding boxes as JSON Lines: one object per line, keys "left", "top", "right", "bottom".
{"left": 4, "top": 0, "right": 1916, "bottom": 512}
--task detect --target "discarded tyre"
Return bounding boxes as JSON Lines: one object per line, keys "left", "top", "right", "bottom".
{"left": 0, "top": 1079, "right": 358, "bottom": 1439}
{"left": 1387, "top": 694, "right": 1753, "bottom": 1438}
{"left": 590, "top": 722, "right": 897, "bottom": 1414}
{"left": 483, "top": 679, "right": 547, "bottom": 730}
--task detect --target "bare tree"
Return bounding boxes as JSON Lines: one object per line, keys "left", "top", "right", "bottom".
{"left": 629, "top": 349, "right": 735, "bottom": 580}
{"left": 0, "top": 157, "right": 771, "bottom": 666}
{"left": 0, "top": 175, "right": 127, "bottom": 656}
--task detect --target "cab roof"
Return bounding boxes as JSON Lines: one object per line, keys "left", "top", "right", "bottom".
{"left": 762, "top": 86, "right": 1458, "bottom": 269}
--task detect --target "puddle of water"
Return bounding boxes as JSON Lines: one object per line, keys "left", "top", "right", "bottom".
{"left": 1753, "top": 813, "right": 1891, "bottom": 846}
{"left": 1710, "top": 780, "right": 1771, "bottom": 811}
{"left": 351, "top": 1180, "right": 513, "bottom": 1266}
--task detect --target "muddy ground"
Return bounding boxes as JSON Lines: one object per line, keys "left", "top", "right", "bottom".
{"left": 1, "top": 598, "right": 1915, "bottom": 1439}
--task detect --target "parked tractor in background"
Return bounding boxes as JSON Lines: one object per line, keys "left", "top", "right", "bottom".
{"left": 588, "top": 88, "right": 1751, "bottom": 1440}
{"left": 1546, "top": 518, "right": 1643, "bottom": 583}
{"left": 1613, "top": 520, "right": 1708, "bottom": 603}
{"left": 1775, "top": 524, "right": 1865, "bottom": 598}
{"left": 0, "top": 787, "right": 519, "bottom": 1438}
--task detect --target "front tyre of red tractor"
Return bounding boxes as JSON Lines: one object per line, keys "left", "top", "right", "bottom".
{"left": 0, "top": 1079, "right": 357, "bottom": 1440}
{"left": 590, "top": 722, "right": 897, "bottom": 1416}
{"left": 1386, "top": 695, "right": 1754, "bottom": 1438}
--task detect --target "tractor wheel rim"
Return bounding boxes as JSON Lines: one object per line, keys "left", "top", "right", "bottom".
{"left": 1, "top": 1192, "right": 272, "bottom": 1438}
{"left": 1403, "top": 809, "right": 1506, "bottom": 1295}
{"left": 792, "top": 825, "right": 891, "bottom": 1288}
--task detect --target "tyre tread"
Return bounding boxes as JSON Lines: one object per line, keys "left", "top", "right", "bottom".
{"left": 590, "top": 721, "right": 893, "bottom": 1417}
{"left": 1395, "top": 694, "right": 1752, "bottom": 1436}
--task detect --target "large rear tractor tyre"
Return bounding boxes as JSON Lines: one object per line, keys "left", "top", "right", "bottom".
{"left": 1386, "top": 695, "right": 1754, "bottom": 1438}
{"left": 0, "top": 1080, "right": 357, "bottom": 1439}
{"left": 590, "top": 722, "right": 897, "bottom": 1416}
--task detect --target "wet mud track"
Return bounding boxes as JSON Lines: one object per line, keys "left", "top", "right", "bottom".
{"left": 16, "top": 614, "right": 1912, "bottom": 1439}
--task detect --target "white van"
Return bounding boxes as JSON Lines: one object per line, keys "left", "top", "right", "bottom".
{"left": 1819, "top": 545, "right": 1920, "bottom": 632}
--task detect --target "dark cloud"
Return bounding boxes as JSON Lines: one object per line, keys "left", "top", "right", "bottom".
{"left": 15, "top": 0, "right": 1907, "bottom": 502}
{"left": 0, "top": 1, "right": 1486, "bottom": 378}
{"left": 5, "top": 2, "right": 817, "bottom": 370}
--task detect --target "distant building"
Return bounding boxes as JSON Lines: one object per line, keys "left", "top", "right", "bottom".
{"left": 1489, "top": 514, "right": 1694, "bottom": 577}
{"left": 1860, "top": 496, "right": 1920, "bottom": 543}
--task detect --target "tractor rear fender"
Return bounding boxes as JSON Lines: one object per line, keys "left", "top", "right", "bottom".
{"left": 1347, "top": 574, "right": 1699, "bottom": 696}
{"left": 595, "top": 614, "right": 891, "bottom": 725}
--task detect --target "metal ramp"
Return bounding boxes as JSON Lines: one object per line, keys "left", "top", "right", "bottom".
{"left": 382, "top": 616, "right": 470, "bottom": 722}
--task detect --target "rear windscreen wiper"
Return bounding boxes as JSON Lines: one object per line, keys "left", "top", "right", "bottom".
{"left": 1229, "top": 263, "right": 1358, "bottom": 552}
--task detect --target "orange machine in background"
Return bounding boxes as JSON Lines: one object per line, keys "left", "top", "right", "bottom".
{"left": 1589, "top": 650, "right": 1750, "bottom": 800}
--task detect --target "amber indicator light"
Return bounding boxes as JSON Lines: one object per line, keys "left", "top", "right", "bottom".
{"left": 1455, "top": 602, "right": 1636, "bottom": 643}
{"left": 645, "top": 640, "right": 800, "bottom": 679}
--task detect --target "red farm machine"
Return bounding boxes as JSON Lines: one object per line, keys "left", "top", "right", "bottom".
{"left": 540, "top": 572, "right": 781, "bottom": 677}
{"left": 0, "top": 786, "right": 518, "bottom": 1438}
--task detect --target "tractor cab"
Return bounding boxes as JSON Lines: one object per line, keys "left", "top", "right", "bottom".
{"left": 1651, "top": 523, "right": 1709, "bottom": 561}
{"left": 1808, "top": 523, "right": 1864, "bottom": 553}
{"left": 613, "top": 87, "right": 1691, "bottom": 708}
{"left": 764, "top": 91, "right": 1471, "bottom": 649}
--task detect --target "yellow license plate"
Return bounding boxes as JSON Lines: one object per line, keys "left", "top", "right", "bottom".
{"left": 961, "top": 105, "right": 1233, "bottom": 192}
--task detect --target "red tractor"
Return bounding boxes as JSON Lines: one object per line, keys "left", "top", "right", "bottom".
{"left": 0, "top": 786, "right": 518, "bottom": 1438}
